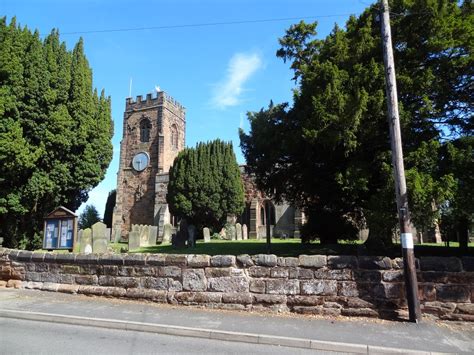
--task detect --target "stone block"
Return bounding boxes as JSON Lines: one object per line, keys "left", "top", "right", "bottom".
{"left": 118, "top": 266, "right": 135, "bottom": 277}
{"left": 298, "top": 255, "right": 327, "bottom": 268}
{"left": 158, "top": 266, "right": 181, "bottom": 278}
{"left": 210, "top": 255, "right": 235, "bottom": 267}
{"left": 249, "top": 279, "right": 266, "bottom": 293}
{"left": 248, "top": 266, "right": 270, "bottom": 278}
{"left": 75, "top": 275, "right": 98, "bottom": 285}
{"left": 165, "top": 254, "right": 187, "bottom": 266}
{"left": 266, "top": 279, "right": 299, "bottom": 295}
{"left": 420, "top": 257, "right": 462, "bottom": 272}
{"left": 300, "top": 280, "right": 337, "bottom": 295}
{"left": 124, "top": 253, "right": 146, "bottom": 266}
{"left": 341, "top": 308, "right": 379, "bottom": 317}
{"left": 55, "top": 254, "right": 76, "bottom": 264}
{"left": 98, "top": 254, "right": 124, "bottom": 266}
{"left": 358, "top": 256, "right": 392, "bottom": 270}
{"left": 253, "top": 294, "right": 286, "bottom": 304}
{"left": 186, "top": 254, "right": 210, "bottom": 267}
{"left": 280, "top": 257, "right": 299, "bottom": 267}
{"left": 382, "top": 270, "right": 404, "bottom": 282}
{"left": 98, "top": 275, "right": 116, "bottom": 287}
{"left": 292, "top": 306, "right": 341, "bottom": 317}
{"left": 175, "top": 292, "right": 222, "bottom": 303}
{"left": 146, "top": 254, "right": 166, "bottom": 266}
{"left": 422, "top": 301, "right": 456, "bottom": 316}
{"left": 461, "top": 257, "right": 474, "bottom": 271}
{"left": 286, "top": 295, "right": 324, "bottom": 306}
{"left": 6, "top": 279, "right": 23, "bottom": 289}
{"left": 58, "top": 284, "right": 79, "bottom": 294}
{"left": 17, "top": 251, "right": 32, "bottom": 262}
{"left": 59, "top": 274, "right": 74, "bottom": 284}
{"left": 126, "top": 288, "right": 167, "bottom": 302}
{"left": 208, "top": 276, "right": 249, "bottom": 292}
{"left": 141, "top": 277, "right": 169, "bottom": 290}
{"left": 31, "top": 253, "right": 45, "bottom": 262}
{"left": 41, "top": 273, "right": 61, "bottom": 283}
{"left": 436, "top": 285, "right": 470, "bottom": 302}
{"left": 103, "top": 265, "right": 118, "bottom": 276}
{"left": 115, "top": 277, "right": 139, "bottom": 289}
{"left": 75, "top": 254, "right": 98, "bottom": 265}
{"left": 222, "top": 292, "right": 252, "bottom": 304}
{"left": 103, "top": 287, "right": 127, "bottom": 298}
{"left": 373, "top": 282, "right": 403, "bottom": 299}
{"left": 236, "top": 254, "right": 254, "bottom": 267}
{"left": 253, "top": 254, "right": 277, "bottom": 267}
{"left": 270, "top": 267, "right": 289, "bottom": 278}
{"left": 327, "top": 256, "right": 358, "bottom": 269}
{"left": 346, "top": 298, "right": 375, "bottom": 309}
{"left": 338, "top": 281, "right": 359, "bottom": 297}
{"left": 42, "top": 282, "right": 60, "bottom": 292}
{"left": 169, "top": 280, "right": 183, "bottom": 291}
{"left": 421, "top": 271, "right": 448, "bottom": 283}
{"left": 418, "top": 284, "right": 436, "bottom": 302}
{"left": 134, "top": 266, "right": 156, "bottom": 276}
{"left": 353, "top": 270, "right": 382, "bottom": 282}
{"left": 204, "top": 267, "right": 232, "bottom": 277}
{"left": 314, "top": 268, "right": 351, "bottom": 280}
{"left": 456, "top": 303, "right": 474, "bottom": 315}
{"left": 182, "top": 269, "right": 207, "bottom": 291}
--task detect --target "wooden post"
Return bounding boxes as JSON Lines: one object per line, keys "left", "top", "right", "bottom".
{"left": 380, "top": 0, "right": 422, "bottom": 323}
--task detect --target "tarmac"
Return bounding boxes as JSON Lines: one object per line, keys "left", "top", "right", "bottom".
{"left": 0, "top": 288, "right": 473, "bottom": 354}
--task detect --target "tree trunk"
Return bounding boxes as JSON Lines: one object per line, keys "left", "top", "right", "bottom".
{"left": 458, "top": 217, "right": 469, "bottom": 253}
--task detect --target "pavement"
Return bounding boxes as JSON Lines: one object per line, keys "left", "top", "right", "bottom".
{"left": 0, "top": 288, "right": 473, "bottom": 354}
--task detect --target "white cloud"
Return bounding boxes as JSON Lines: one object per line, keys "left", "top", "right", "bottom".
{"left": 211, "top": 52, "right": 263, "bottom": 109}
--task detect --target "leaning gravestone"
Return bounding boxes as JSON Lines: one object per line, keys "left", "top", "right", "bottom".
{"left": 163, "top": 223, "right": 173, "bottom": 243}
{"left": 128, "top": 230, "right": 140, "bottom": 250}
{"left": 80, "top": 228, "right": 92, "bottom": 254}
{"left": 203, "top": 227, "right": 210, "bottom": 243}
{"left": 187, "top": 224, "right": 196, "bottom": 248}
{"left": 113, "top": 228, "right": 121, "bottom": 243}
{"left": 242, "top": 224, "right": 248, "bottom": 240}
{"left": 236, "top": 223, "right": 242, "bottom": 241}
{"left": 92, "top": 222, "right": 108, "bottom": 253}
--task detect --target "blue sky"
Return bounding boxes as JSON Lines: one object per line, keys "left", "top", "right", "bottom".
{"left": 3, "top": 0, "right": 369, "bottom": 217}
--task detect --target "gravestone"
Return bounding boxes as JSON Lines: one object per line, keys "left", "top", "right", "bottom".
{"left": 187, "top": 224, "right": 196, "bottom": 248}
{"left": 113, "top": 228, "right": 121, "bottom": 243}
{"left": 73, "top": 230, "right": 83, "bottom": 253}
{"left": 219, "top": 227, "right": 227, "bottom": 240}
{"left": 92, "top": 222, "right": 108, "bottom": 253}
{"left": 149, "top": 226, "right": 158, "bottom": 246}
{"left": 228, "top": 225, "right": 236, "bottom": 241}
{"left": 80, "top": 228, "right": 92, "bottom": 254}
{"left": 128, "top": 230, "right": 140, "bottom": 250}
{"left": 242, "top": 224, "right": 248, "bottom": 240}
{"left": 173, "top": 219, "right": 188, "bottom": 248}
{"left": 203, "top": 227, "right": 210, "bottom": 243}
{"left": 236, "top": 223, "right": 242, "bottom": 241}
{"left": 105, "top": 228, "right": 111, "bottom": 241}
{"left": 139, "top": 225, "right": 150, "bottom": 246}
{"left": 163, "top": 223, "right": 173, "bottom": 243}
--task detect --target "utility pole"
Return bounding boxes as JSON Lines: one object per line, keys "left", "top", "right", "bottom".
{"left": 380, "top": 0, "right": 422, "bottom": 323}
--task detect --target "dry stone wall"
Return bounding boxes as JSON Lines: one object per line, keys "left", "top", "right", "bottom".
{"left": 0, "top": 248, "right": 472, "bottom": 321}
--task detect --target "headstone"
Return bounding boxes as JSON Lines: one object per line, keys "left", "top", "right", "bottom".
{"left": 242, "top": 224, "right": 248, "bottom": 240}
{"left": 139, "top": 225, "right": 151, "bottom": 246}
{"left": 105, "top": 228, "right": 111, "bottom": 241}
{"left": 128, "top": 230, "right": 140, "bottom": 250}
{"left": 163, "top": 223, "right": 173, "bottom": 243}
{"left": 236, "top": 223, "right": 242, "bottom": 241}
{"left": 80, "top": 228, "right": 92, "bottom": 254}
{"left": 173, "top": 219, "right": 188, "bottom": 248}
{"left": 203, "top": 227, "right": 211, "bottom": 243}
{"left": 228, "top": 224, "right": 236, "bottom": 241}
{"left": 187, "top": 224, "right": 196, "bottom": 248}
{"left": 92, "top": 222, "right": 108, "bottom": 253}
{"left": 113, "top": 228, "right": 121, "bottom": 243}
{"left": 149, "top": 226, "right": 158, "bottom": 246}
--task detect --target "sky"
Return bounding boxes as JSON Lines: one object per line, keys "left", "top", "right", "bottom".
{"left": 3, "top": 0, "right": 370, "bottom": 217}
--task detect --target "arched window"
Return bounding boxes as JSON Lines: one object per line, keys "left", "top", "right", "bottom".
{"left": 140, "top": 119, "right": 152, "bottom": 142}
{"left": 171, "top": 124, "right": 179, "bottom": 149}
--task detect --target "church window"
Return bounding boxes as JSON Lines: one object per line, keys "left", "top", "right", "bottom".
{"left": 171, "top": 124, "right": 179, "bottom": 149}
{"left": 140, "top": 119, "right": 152, "bottom": 142}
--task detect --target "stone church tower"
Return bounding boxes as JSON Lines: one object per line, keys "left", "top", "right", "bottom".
{"left": 112, "top": 91, "right": 185, "bottom": 238}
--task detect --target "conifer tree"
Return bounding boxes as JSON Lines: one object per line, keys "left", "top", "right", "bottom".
{"left": 167, "top": 140, "right": 244, "bottom": 231}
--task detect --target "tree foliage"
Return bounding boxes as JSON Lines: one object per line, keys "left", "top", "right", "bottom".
{"left": 167, "top": 140, "right": 245, "bottom": 231}
{"left": 240, "top": 0, "right": 472, "bottom": 247}
{"left": 78, "top": 205, "right": 101, "bottom": 230}
{"left": 0, "top": 18, "right": 113, "bottom": 248}
{"left": 103, "top": 189, "right": 116, "bottom": 228}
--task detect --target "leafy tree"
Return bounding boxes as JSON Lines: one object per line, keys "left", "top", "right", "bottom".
{"left": 240, "top": 0, "right": 472, "bottom": 248}
{"left": 167, "top": 140, "right": 245, "bottom": 231}
{"left": 78, "top": 205, "right": 101, "bottom": 229}
{"left": 0, "top": 18, "right": 113, "bottom": 248}
{"left": 103, "top": 189, "right": 116, "bottom": 228}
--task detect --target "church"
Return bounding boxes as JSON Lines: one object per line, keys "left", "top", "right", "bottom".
{"left": 112, "top": 90, "right": 304, "bottom": 240}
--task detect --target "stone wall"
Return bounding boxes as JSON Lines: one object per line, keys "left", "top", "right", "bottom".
{"left": 1, "top": 248, "right": 472, "bottom": 321}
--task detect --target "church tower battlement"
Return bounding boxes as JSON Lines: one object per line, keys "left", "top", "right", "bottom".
{"left": 112, "top": 90, "right": 185, "bottom": 238}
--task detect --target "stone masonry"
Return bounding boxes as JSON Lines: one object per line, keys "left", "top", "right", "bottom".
{"left": 1, "top": 248, "right": 472, "bottom": 321}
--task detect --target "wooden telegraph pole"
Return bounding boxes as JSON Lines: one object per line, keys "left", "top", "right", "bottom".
{"left": 380, "top": 0, "right": 422, "bottom": 322}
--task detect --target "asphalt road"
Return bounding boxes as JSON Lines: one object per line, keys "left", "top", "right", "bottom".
{"left": 0, "top": 318, "right": 339, "bottom": 355}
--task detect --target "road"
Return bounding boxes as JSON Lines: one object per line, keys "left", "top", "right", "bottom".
{"left": 0, "top": 318, "right": 336, "bottom": 355}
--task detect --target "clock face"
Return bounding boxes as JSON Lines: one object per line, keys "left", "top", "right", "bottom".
{"left": 132, "top": 152, "right": 149, "bottom": 172}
